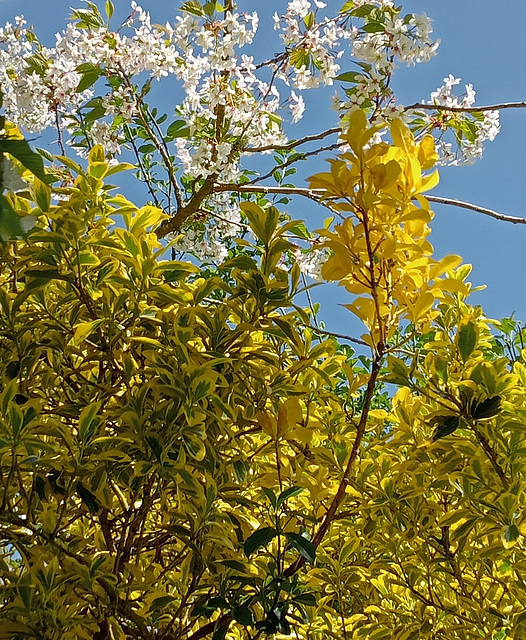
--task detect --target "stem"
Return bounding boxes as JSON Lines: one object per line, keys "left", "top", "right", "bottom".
{"left": 53, "top": 106, "right": 67, "bottom": 156}
{"left": 301, "top": 323, "right": 368, "bottom": 347}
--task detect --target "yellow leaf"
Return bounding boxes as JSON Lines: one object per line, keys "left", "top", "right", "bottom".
{"left": 419, "top": 169, "right": 440, "bottom": 192}
{"left": 409, "top": 291, "right": 435, "bottom": 324}
{"left": 429, "top": 254, "right": 463, "bottom": 279}
{"left": 391, "top": 118, "right": 415, "bottom": 153}
{"left": 131, "top": 205, "right": 166, "bottom": 233}
{"left": 257, "top": 410, "right": 277, "bottom": 439}
{"left": 432, "top": 277, "right": 470, "bottom": 297}
{"left": 417, "top": 134, "right": 439, "bottom": 170}
{"left": 277, "top": 397, "right": 303, "bottom": 438}
{"left": 73, "top": 319, "right": 103, "bottom": 345}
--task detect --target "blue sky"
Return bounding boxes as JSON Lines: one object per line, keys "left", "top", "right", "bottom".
{"left": 2, "top": 0, "right": 526, "bottom": 337}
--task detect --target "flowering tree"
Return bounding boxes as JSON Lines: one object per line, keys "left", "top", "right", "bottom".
{"left": 1, "top": 2, "right": 526, "bottom": 640}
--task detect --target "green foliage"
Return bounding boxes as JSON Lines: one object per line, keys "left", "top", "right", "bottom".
{"left": 1, "top": 125, "right": 526, "bottom": 640}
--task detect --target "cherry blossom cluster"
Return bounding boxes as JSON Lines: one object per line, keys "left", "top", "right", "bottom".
{"left": 0, "top": 1, "right": 502, "bottom": 275}
{"left": 417, "top": 75, "right": 501, "bottom": 165}
{"left": 0, "top": 17, "right": 92, "bottom": 133}
{"left": 172, "top": 193, "right": 242, "bottom": 263}
{"left": 294, "top": 242, "right": 329, "bottom": 281}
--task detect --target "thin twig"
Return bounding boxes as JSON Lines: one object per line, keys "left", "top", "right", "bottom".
{"left": 53, "top": 107, "right": 67, "bottom": 156}
{"left": 243, "top": 127, "right": 341, "bottom": 153}
{"left": 406, "top": 101, "right": 526, "bottom": 114}
{"left": 302, "top": 323, "right": 368, "bottom": 347}
{"left": 216, "top": 184, "right": 324, "bottom": 197}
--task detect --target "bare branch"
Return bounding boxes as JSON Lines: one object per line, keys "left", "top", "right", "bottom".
{"left": 243, "top": 127, "right": 341, "bottom": 153}
{"left": 426, "top": 195, "right": 526, "bottom": 225}
{"left": 406, "top": 101, "right": 526, "bottom": 113}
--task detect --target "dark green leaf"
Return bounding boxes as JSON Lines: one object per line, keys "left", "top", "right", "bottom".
{"left": 277, "top": 485, "right": 303, "bottom": 509}
{"left": 138, "top": 143, "right": 157, "bottom": 154}
{"left": 212, "top": 625, "right": 229, "bottom": 640}
{"left": 149, "top": 595, "right": 177, "bottom": 612}
{"left": 471, "top": 396, "right": 502, "bottom": 420}
{"left": 262, "top": 487, "right": 277, "bottom": 509}
{"left": 432, "top": 415, "right": 460, "bottom": 441}
{"left": 285, "top": 532, "right": 316, "bottom": 563}
{"left": 76, "top": 482, "right": 101, "bottom": 514}
{"left": 232, "top": 605, "right": 254, "bottom": 627}
{"left": 293, "top": 592, "right": 317, "bottom": 607}
{"left": 167, "top": 120, "right": 191, "bottom": 138}
{"left": 0, "top": 195, "right": 27, "bottom": 240}
{"left": 218, "top": 559, "right": 247, "bottom": 573}
{"left": 244, "top": 526, "right": 277, "bottom": 557}
{"left": 0, "top": 138, "right": 46, "bottom": 182}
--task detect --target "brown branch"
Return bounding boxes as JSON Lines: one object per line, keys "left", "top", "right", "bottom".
{"left": 426, "top": 195, "right": 526, "bottom": 225}
{"left": 156, "top": 174, "right": 218, "bottom": 238}
{"left": 285, "top": 345, "right": 385, "bottom": 577}
{"left": 406, "top": 101, "right": 526, "bottom": 113}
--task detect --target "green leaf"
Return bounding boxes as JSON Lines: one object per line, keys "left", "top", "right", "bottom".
{"left": 362, "top": 22, "right": 386, "bottom": 33}
{"left": 105, "top": 0, "right": 114, "bottom": 19}
{"left": 0, "top": 138, "right": 47, "bottom": 182}
{"left": 138, "top": 143, "right": 157, "bottom": 154}
{"left": 335, "top": 71, "right": 363, "bottom": 83}
{"left": 304, "top": 11, "right": 314, "bottom": 30}
{"left": 293, "top": 592, "right": 317, "bottom": 607}
{"left": 432, "top": 415, "right": 460, "bottom": 441}
{"left": 244, "top": 526, "right": 278, "bottom": 557}
{"left": 0, "top": 622, "right": 36, "bottom": 638}
{"left": 276, "top": 485, "right": 303, "bottom": 509}
{"left": 262, "top": 487, "right": 277, "bottom": 509}
{"left": 149, "top": 595, "right": 178, "bottom": 612}
{"left": 77, "top": 69, "right": 102, "bottom": 93}
{"left": 0, "top": 195, "right": 27, "bottom": 240}
{"left": 457, "top": 320, "right": 477, "bottom": 362}
{"left": 470, "top": 395, "right": 502, "bottom": 420}
{"left": 232, "top": 605, "right": 254, "bottom": 627}
{"left": 502, "top": 524, "right": 520, "bottom": 548}
{"left": 78, "top": 401, "right": 101, "bottom": 443}
{"left": 166, "top": 120, "right": 190, "bottom": 139}
{"left": 34, "top": 178, "right": 51, "bottom": 212}
{"left": 212, "top": 627, "right": 229, "bottom": 640}
{"left": 285, "top": 532, "right": 316, "bottom": 563}
{"left": 77, "top": 482, "right": 101, "bottom": 514}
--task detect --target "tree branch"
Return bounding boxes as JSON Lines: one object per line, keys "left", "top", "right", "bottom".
{"left": 406, "top": 101, "right": 526, "bottom": 113}
{"left": 156, "top": 174, "right": 218, "bottom": 238}
{"left": 426, "top": 195, "right": 526, "bottom": 224}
